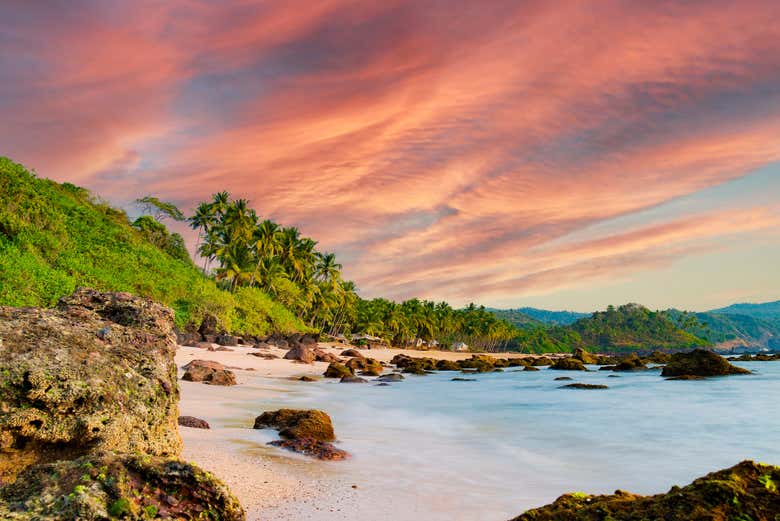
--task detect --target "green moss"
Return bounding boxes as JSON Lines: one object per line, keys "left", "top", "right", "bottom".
{"left": 108, "top": 497, "right": 132, "bottom": 516}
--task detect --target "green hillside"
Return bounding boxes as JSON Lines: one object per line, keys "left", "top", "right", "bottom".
{"left": 487, "top": 309, "right": 544, "bottom": 329}
{"left": 571, "top": 303, "right": 709, "bottom": 353}
{"left": 514, "top": 307, "right": 589, "bottom": 325}
{"left": 664, "top": 309, "right": 780, "bottom": 350}
{"left": 709, "top": 301, "right": 780, "bottom": 324}
{"left": 0, "top": 157, "right": 303, "bottom": 335}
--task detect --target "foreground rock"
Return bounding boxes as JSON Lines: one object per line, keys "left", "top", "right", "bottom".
{"left": 253, "top": 409, "right": 335, "bottom": 441}
{"left": 182, "top": 359, "right": 237, "bottom": 386}
{"left": 323, "top": 362, "right": 353, "bottom": 378}
{"left": 178, "top": 416, "right": 210, "bottom": 429}
{"left": 0, "top": 452, "right": 244, "bottom": 520}
{"left": 0, "top": 289, "right": 244, "bottom": 519}
{"left": 510, "top": 460, "right": 780, "bottom": 521}
{"left": 253, "top": 409, "right": 348, "bottom": 461}
{"left": 661, "top": 349, "right": 751, "bottom": 378}
{"left": 0, "top": 289, "right": 181, "bottom": 484}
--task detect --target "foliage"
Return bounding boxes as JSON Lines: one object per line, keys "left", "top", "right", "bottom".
{"left": 0, "top": 157, "right": 303, "bottom": 335}
{"left": 663, "top": 309, "right": 780, "bottom": 349}
{"left": 135, "top": 195, "right": 185, "bottom": 222}
{"left": 504, "top": 307, "right": 589, "bottom": 326}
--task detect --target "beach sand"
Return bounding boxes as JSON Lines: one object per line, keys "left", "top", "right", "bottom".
{"left": 175, "top": 343, "right": 535, "bottom": 520}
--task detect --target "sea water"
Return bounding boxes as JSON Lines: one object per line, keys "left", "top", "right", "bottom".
{"left": 235, "top": 362, "right": 780, "bottom": 520}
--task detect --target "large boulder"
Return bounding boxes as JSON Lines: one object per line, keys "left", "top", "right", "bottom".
{"left": 283, "top": 344, "right": 316, "bottom": 364}
{"left": 0, "top": 289, "right": 181, "bottom": 484}
{"left": 510, "top": 460, "right": 780, "bottom": 521}
{"left": 253, "top": 409, "right": 335, "bottom": 442}
{"left": 0, "top": 452, "right": 244, "bottom": 520}
{"left": 197, "top": 313, "right": 218, "bottom": 338}
{"left": 178, "top": 416, "right": 210, "bottom": 429}
{"left": 182, "top": 359, "right": 237, "bottom": 386}
{"left": 572, "top": 348, "right": 597, "bottom": 364}
{"left": 550, "top": 358, "right": 587, "bottom": 371}
{"left": 612, "top": 353, "right": 648, "bottom": 371}
{"left": 323, "top": 362, "right": 353, "bottom": 378}
{"left": 661, "top": 349, "right": 751, "bottom": 378}
{"left": 341, "top": 348, "right": 364, "bottom": 358}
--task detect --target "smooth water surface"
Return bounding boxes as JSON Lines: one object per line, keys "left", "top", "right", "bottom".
{"left": 239, "top": 362, "right": 780, "bottom": 520}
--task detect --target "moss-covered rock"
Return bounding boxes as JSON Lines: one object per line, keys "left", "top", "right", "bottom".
{"left": 510, "top": 460, "right": 780, "bottom": 521}
{"left": 0, "top": 451, "right": 244, "bottom": 520}
{"left": 530, "top": 356, "right": 553, "bottom": 366}
{"left": 345, "top": 357, "right": 383, "bottom": 375}
{"left": 642, "top": 350, "right": 672, "bottom": 364}
{"left": 661, "top": 349, "right": 751, "bottom": 378}
{"left": 435, "top": 360, "right": 462, "bottom": 371}
{"left": 550, "top": 358, "right": 587, "bottom": 371}
{"left": 612, "top": 353, "right": 648, "bottom": 372}
{"left": 572, "top": 348, "right": 597, "bottom": 364}
{"left": 323, "top": 362, "right": 353, "bottom": 378}
{"left": 0, "top": 289, "right": 181, "bottom": 484}
{"left": 253, "top": 409, "right": 335, "bottom": 442}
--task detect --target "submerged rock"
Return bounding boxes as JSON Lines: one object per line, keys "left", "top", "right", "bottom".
{"left": 340, "top": 376, "right": 368, "bottom": 383}
{"left": 661, "top": 349, "right": 751, "bottom": 378}
{"left": 298, "top": 375, "right": 318, "bottom": 382}
{"left": 178, "top": 416, "right": 210, "bottom": 429}
{"left": 554, "top": 377, "right": 573, "bottom": 381}
{"left": 0, "top": 451, "right": 244, "bottom": 520}
{"left": 269, "top": 438, "right": 349, "bottom": 461}
{"left": 376, "top": 373, "right": 404, "bottom": 382}
{"left": 559, "top": 383, "right": 609, "bottom": 390}
{"left": 451, "top": 378, "right": 477, "bottom": 382}
{"left": 612, "top": 353, "right": 648, "bottom": 372}
{"left": 665, "top": 375, "right": 707, "bottom": 381}
{"left": 253, "top": 409, "right": 335, "bottom": 442}
{"left": 182, "top": 359, "right": 237, "bottom": 386}
{"left": 523, "top": 365, "right": 540, "bottom": 372}
{"left": 510, "top": 460, "right": 780, "bottom": 521}
{"left": 0, "top": 288, "right": 181, "bottom": 484}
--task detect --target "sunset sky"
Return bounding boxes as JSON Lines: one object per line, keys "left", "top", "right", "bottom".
{"left": 2, "top": 0, "right": 779, "bottom": 311}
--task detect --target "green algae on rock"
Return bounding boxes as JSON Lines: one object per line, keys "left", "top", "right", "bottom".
{"left": 661, "top": 349, "right": 751, "bottom": 378}
{"left": 0, "top": 288, "right": 181, "bottom": 484}
{"left": 0, "top": 451, "right": 245, "bottom": 520}
{"left": 550, "top": 358, "right": 587, "bottom": 371}
{"left": 509, "top": 460, "right": 780, "bottom": 521}
{"left": 323, "top": 362, "right": 354, "bottom": 378}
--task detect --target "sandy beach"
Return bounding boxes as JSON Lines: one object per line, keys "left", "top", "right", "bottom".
{"left": 175, "top": 343, "right": 534, "bottom": 520}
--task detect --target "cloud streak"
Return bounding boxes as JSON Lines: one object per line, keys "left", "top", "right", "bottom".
{"left": 2, "top": 0, "right": 779, "bottom": 308}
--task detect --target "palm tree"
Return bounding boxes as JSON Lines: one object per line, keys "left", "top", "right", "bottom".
{"left": 248, "top": 220, "right": 282, "bottom": 287}
{"left": 315, "top": 252, "right": 342, "bottom": 286}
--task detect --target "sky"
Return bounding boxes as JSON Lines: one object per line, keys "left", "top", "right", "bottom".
{"left": 1, "top": 0, "right": 779, "bottom": 312}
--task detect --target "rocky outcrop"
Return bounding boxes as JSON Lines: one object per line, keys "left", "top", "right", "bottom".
{"left": 643, "top": 350, "right": 672, "bottom": 364}
{"left": 0, "top": 288, "right": 181, "bottom": 484}
{"left": 0, "top": 289, "right": 244, "bottom": 519}
{"left": 345, "top": 356, "right": 383, "bottom": 375}
{"left": 253, "top": 409, "right": 335, "bottom": 441}
{"left": 661, "top": 349, "right": 751, "bottom": 378}
{"left": 550, "top": 358, "right": 587, "bottom": 371}
{"left": 283, "top": 344, "right": 316, "bottom": 364}
{"left": 510, "top": 460, "right": 780, "bottom": 521}
{"left": 178, "top": 416, "right": 210, "bottom": 429}
{"left": 0, "top": 452, "right": 244, "bottom": 520}
{"left": 572, "top": 348, "right": 597, "bottom": 364}
{"left": 323, "top": 362, "right": 354, "bottom": 378}
{"left": 182, "top": 359, "right": 237, "bottom": 386}
{"left": 253, "top": 409, "right": 348, "bottom": 461}
{"left": 612, "top": 353, "right": 648, "bottom": 371}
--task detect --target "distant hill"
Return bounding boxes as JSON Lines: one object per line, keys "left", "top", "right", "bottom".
{"left": 517, "top": 307, "right": 590, "bottom": 325}
{"left": 571, "top": 303, "right": 709, "bottom": 353}
{"left": 0, "top": 157, "right": 303, "bottom": 335}
{"left": 664, "top": 309, "right": 780, "bottom": 351}
{"left": 709, "top": 300, "right": 780, "bottom": 324}
{"left": 487, "top": 309, "right": 544, "bottom": 329}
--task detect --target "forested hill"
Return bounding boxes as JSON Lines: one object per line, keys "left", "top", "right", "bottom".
{"left": 664, "top": 309, "right": 780, "bottom": 351}
{"left": 708, "top": 301, "right": 780, "bottom": 324}
{"left": 515, "top": 307, "right": 589, "bottom": 325}
{"left": 0, "top": 157, "right": 302, "bottom": 335}
{"left": 569, "top": 304, "right": 709, "bottom": 353}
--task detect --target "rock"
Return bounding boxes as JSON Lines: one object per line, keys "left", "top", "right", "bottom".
{"left": 182, "top": 359, "right": 237, "bottom": 386}
{"left": 451, "top": 377, "right": 476, "bottom": 381}
{"left": 554, "top": 376, "right": 573, "bottom": 381}
{"left": 0, "top": 452, "right": 244, "bottom": 520}
{"left": 215, "top": 334, "right": 238, "bottom": 346}
{"left": 523, "top": 365, "right": 540, "bottom": 371}
{"left": 198, "top": 313, "right": 219, "bottom": 338}
{"left": 661, "top": 349, "right": 751, "bottom": 378}
{"left": 572, "top": 348, "right": 597, "bottom": 364}
{"left": 195, "top": 341, "right": 215, "bottom": 349}
{"left": 178, "top": 416, "right": 210, "bottom": 429}
{"left": 284, "top": 344, "right": 316, "bottom": 364}
{"left": 375, "top": 383, "right": 391, "bottom": 386}
{"left": 176, "top": 330, "right": 202, "bottom": 347}
{"left": 550, "top": 358, "right": 587, "bottom": 371}
{"left": 315, "top": 351, "right": 341, "bottom": 363}
{"left": 509, "top": 460, "right": 780, "bottom": 521}
{"left": 643, "top": 350, "right": 672, "bottom": 364}
{"left": 298, "top": 376, "right": 318, "bottom": 382}
{"left": 340, "top": 376, "right": 368, "bottom": 383}
{"left": 612, "top": 353, "right": 648, "bottom": 371}
{"left": 323, "top": 362, "right": 353, "bottom": 378}
{"left": 341, "top": 348, "right": 364, "bottom": 358}
{"left": 559, "top": 383, "right": 609, "bottom": 389}
{"left": 269, "top": 438, "right": 349, "bottom": 461}
{"left": 253, "top": 409, "right": 335, "bottom": 442}
{"left": 300, "top": 335, "right": 318, "bottom": 345}
{"left": 435, "top": 359, "right": 461, "bottom": 371}
{"left": 376, "top": 373, "right": 405, "bottom": 382}
{"left": 346, "top": 357, "right": 383, "bottom": 374}
{"left": 0, "top": 288, "right": 181, "bottom": 484}
{"left": 214, "top": 346, "right": 234, "bottom": 352}
{"left": 530, "top": 356, "right": 553, "bottom": 366}
{"left": 253, "top": 342, "right": 272, "bottom": 349}
{"left": 248, "top": 352, "right": 280, "bottom": 359}
{"left": 666, "top": 375, "right": 707, "bottom": 381}
{"left": 607, "top": 374, "right": 621, "bottom": 378}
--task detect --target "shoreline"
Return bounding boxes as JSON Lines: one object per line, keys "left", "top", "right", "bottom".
{"left": 175, "top": 343, "right": 538, "bottom": 519}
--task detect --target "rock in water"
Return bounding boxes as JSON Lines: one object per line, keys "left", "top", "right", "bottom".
{"left": 550, "top": 358, "right": 587, "bottom": 371}
{"left": 559, "top": 383, "right": 609, "bottom": 390}
{"left": 0, "top": 452, "right": 244, "bottom": 520}
{"left": 178, "top": 416, "right": 210, "bottom": 429}
{"left": 269, "top": 438, "right": 349, "bottom": 461}
{"left": 0, "top": 288, "right": 181, "bottom": 484}
{"left": 661, "top": 349, "right": 751, "bottom": 378}
{"left": 509, "top": 460, "right": 780, "bottom": 521}
{"left": 253, "top": 409, "right": 336, "bottom": 442}
{"left": 572, "top": 348, "right": 597, "bottom": 364}
{"left": 323, "top": 362, "right": 353, "bottom": 378}
{"left": 182, "top": 359, "right": 237, "bottom": 386}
